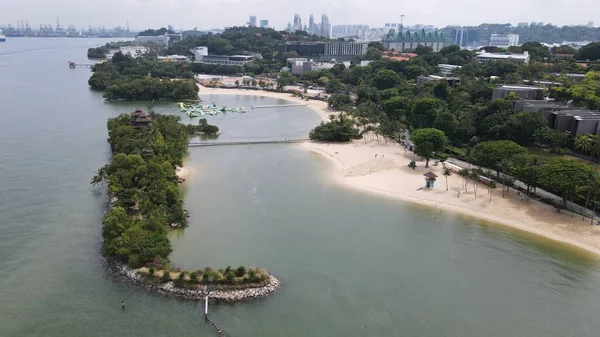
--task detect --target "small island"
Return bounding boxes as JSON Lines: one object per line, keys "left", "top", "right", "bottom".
{"left": 93, "top": 109, "right": 279, "bottom": 301}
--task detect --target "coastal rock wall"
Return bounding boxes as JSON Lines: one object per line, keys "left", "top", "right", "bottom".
{"left": 106, "top": 259, "right": 281, "bottom": 302}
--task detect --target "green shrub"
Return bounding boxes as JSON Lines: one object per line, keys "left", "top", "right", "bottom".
{"left": 225, "top": 266, "right": 232, "bottom": 274}
{"left": 148, "top": 267, "right": 155, "bottom": 276}
{"left": 189, "top": 272, "right": 198, "bottom": 283}
{"left": 235, "top": 266, "right": 246, "bottom": 277}
{"left": 161, "top": 271, "right": 171, "bottom": 282}
{"left": 178, "top": 271, "right": 186, "bottom": 281}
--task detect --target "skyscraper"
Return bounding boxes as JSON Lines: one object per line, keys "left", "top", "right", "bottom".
{"left": 260, "top": 20, "right": 269, "bottom": 28}
{"left": 293, "top": 14, "right": 302, "bottom": 31}
{"left": 321, "top": 14, "right": 330, "bottom": 38}
{"left": 309, "top": 14, "right": 315, "bottom": 35}
{"left": 249, "top": 16, "right": 257, "bottom": 27}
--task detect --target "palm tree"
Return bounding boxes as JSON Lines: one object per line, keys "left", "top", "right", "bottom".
{"left": 470, "top": 170, "right": 480, "bottom": 199}
{"left": 442, "top": 166, "right": 452, "bottom": 191}
{"left": 497, "top": 158, "right": 511, "bottom": 198}
{"left": 574, "top": 134, "right": 593, "bottom": 154}
{"left": 591, "top": 136, "right": 600, "bottom": 158}
{"left": 488, "top": 180, "right": 496, "bottom": 203}
{"left": 582, "top": 172, "right": 600, "bottom": 220}
{"left": 459, "top": 169, "right": 470, "bottom": 193}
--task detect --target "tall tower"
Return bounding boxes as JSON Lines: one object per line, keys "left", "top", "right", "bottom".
{"left": 321, "top": 14, "right": 330, "bottom": 38}
{"left": 309, "top": 14, "right": 315, "bottom": 35}
{"left": 293, "top": 14, "right": 302, "bottom": 31}
{"left": 249, "top": 16, "right": 257, "bottom": 27}
{"left": 400, "top": 15, "right": 405, "bottom": 32}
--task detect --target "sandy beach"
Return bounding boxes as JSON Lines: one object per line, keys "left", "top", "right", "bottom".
{"left": 197, "top": 85, "right": 332, "bottom": 121}
{"left": 303, "top": 140, "right": 600, "bottom": 257}
{"left": 197, "top": 84, "right": 600, "bottom": 257}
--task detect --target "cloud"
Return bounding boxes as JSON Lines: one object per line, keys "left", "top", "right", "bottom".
{"left": 0, "top": 0, "right": 597, "bottom": 31}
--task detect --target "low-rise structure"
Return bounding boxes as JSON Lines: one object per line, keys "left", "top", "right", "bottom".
{"left": 199, "top": 55, "right": 256, "bottom": 66}
{"left": 489, "top": 34, "right": 520, "bottom": 47}
{"left": 130, "top": 109, "right": 152, "bottom": 127}
{"left": 134, "top": 34, "right": 169, "bottom": 46}
{"left": 476, "top": 51, "right": 530, "bottom": 64}
{"left": 492, "top": 85, "right": 545, "bottom": 100}
{"left": 438, "top": 64, "right": 462, "bottom": 76}
{"left": 157, "top": 54, "right": 190, "bottom": 63}
{"left": 417, "top": 75, "right": 460, "bottom": 87}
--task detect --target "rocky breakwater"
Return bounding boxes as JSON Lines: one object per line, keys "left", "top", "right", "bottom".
{"left": 106, "top": 259, "right": 281, "bottom": 302}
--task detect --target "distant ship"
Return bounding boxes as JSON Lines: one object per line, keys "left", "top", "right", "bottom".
{"left": 0, "top": 30, "right": 6, "bottom": 42}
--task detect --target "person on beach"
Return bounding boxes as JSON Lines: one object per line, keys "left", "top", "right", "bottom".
{"left": 375, "top": 154, "right": 378, "bottom": 158}
{"left": 121, "top": 301, "right": 125, "bottom": 309}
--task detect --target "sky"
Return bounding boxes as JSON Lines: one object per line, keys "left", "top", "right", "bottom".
{"left": 1, "top": 0, "right": 598, "bottom": 31}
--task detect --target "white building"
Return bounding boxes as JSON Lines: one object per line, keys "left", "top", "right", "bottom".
{"left": 489, "top": 34, "right": 520, "bottom": 47}
{"left": 438, "top": 64, "right": 462, "bottom": 76}
{"left": 191, "top": 46, "right": 209, "bottom": 61}
{"left": 476, "top": 51, "right": 530, "bottom": 64}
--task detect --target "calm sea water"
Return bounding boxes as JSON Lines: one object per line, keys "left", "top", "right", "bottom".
{"left": 2, "top": 38, "right": 600, "bottom": 337}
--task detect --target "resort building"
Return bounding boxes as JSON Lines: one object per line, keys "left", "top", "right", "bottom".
{"left": 277, "top": 42, "right": 368, "bottom": 62}
{"left": 438, "top": 64, "right": 462, "bottom": 76}
{"left": 381, "top": 29, "right": 445, "bottom": 52}
{"left": 544, "top": 110, "right": 600, "bottom": 136}
{"left": 476, "top": 51, "right": 530, "bottom": 64}
{"left": 191, "top": 46, "right": 256, "bottom": 66}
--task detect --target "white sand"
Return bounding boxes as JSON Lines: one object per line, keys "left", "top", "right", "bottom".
{"left": 197, "top": 84, "right": 600, "bottom": 257}
{"left": 304, "top": 140, "right": 600, "bottom": 257}
{"left": 175, "top": 166, "right": 190, "bottom": 179}
{"left": 197, "top": 85, "right": 332, "bottom": 121}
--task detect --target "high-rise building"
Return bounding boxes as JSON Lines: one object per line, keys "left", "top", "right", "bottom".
{"left": 249, "top": 16, "right": 257, "bottom": 27}
{"left": 260, "top": 20, "right": 269, "bottom": 28}
{"left": 489, "top": 34, "right": 520, "bottom": 47}
{"left": 517, "top": 22, "right": 529, "bottom": 27}
{"left": 309, "top": 14, "right": 315, "bottom": 35}
{"left": 287, "top": 22, "right": 293, "bottom": 32}
{"left": 450, "top": 28, "right": 481, "bottom": 47}
{"left": 588, "top": 21, "right": 594, "bottom": 28}
{"left": 293, "top": 14, "right": 302, "bottom": 31}
{"left": 321, "top": 14, "right": 330, "bottom": 38}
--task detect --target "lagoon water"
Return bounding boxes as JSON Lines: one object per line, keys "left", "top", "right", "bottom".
{"left": 2, "top": 38, "right": 600, "bottom": 337}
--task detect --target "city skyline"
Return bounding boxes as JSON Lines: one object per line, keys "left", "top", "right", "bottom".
{"left": 1, "top": 0, "right": 600, "bottom": 31}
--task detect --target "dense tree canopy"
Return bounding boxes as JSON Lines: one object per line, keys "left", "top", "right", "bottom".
{"left": 88, "top": 51, "right": 197, "bottom": 100}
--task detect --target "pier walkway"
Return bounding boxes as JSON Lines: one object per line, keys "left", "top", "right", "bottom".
{"left": 189, "top": 139, "right": 307, "bottom": 147}
{"left": 68, "top": 62, "right": 94, "bottom": 68}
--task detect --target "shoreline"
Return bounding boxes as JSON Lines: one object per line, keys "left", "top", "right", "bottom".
{"left": 303, "top": 141, "right": 600, "bottom": 258}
